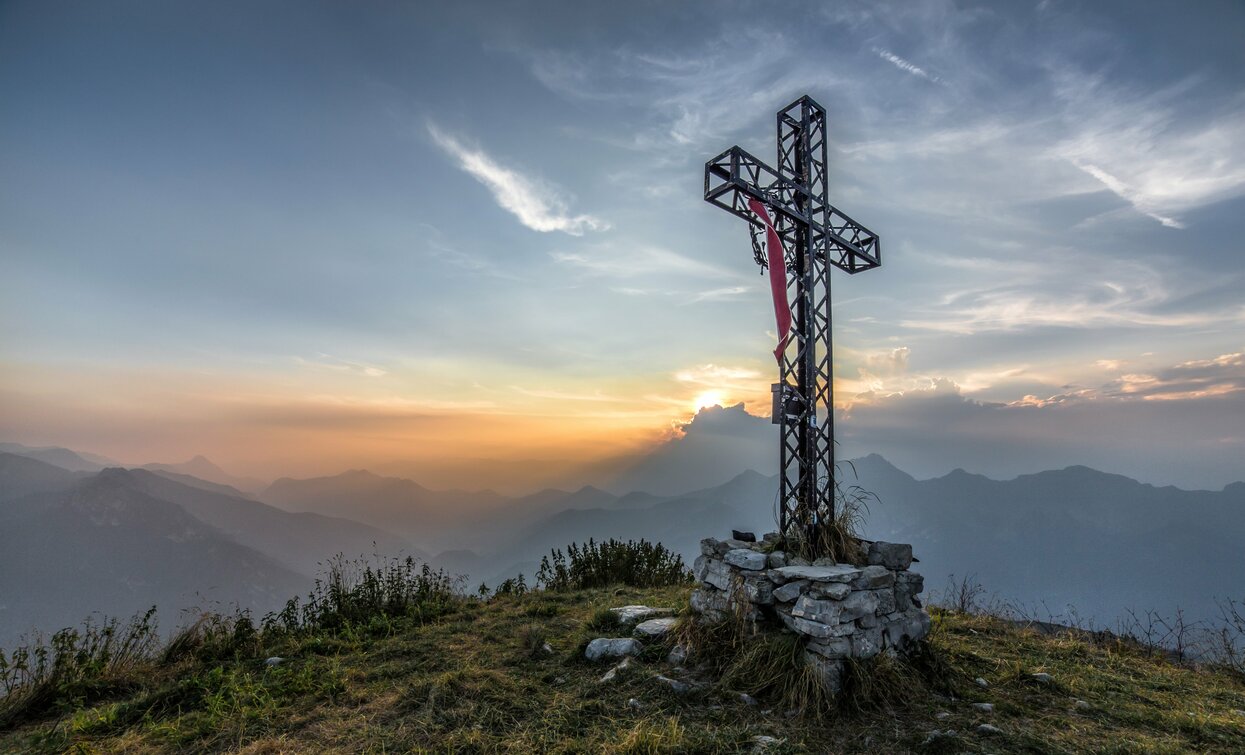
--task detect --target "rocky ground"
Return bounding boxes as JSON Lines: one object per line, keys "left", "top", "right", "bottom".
{"left": 3, "top": 585, "right": 1244, "bottom": 753}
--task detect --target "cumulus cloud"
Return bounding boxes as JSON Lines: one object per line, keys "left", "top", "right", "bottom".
{"left": 427, "top": 123, "right": 607, "bottom": 236}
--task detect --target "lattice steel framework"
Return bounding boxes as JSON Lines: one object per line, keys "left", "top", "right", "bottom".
{"left": 704, "top": 95, "right": 881, "bottom": 550}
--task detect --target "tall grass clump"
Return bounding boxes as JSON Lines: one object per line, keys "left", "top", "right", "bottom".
{"left": 267, "top": 554, "right": 462, "bottom": 637}
{"left": 0, "top": 608, "right": 160, "bottom": 729}
{"left": 535, "top": 539, "right": 692, "bottom": 591}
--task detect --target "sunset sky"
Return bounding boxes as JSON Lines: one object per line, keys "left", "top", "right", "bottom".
{"left": 2, "top": 0, "right": 1243, "bottom": 490}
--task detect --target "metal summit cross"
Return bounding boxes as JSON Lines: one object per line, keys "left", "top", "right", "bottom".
{"left": 704, "top": 95, "right": 880, "bottom": 553}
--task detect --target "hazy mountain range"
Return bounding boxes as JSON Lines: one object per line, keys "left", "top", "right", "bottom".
{"left": 2, "top": 412, "right": 1243, "bottom": 648}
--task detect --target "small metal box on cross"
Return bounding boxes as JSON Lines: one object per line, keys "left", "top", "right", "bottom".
{"left": 703, "top": 95, "right": 881, "bottom": 554}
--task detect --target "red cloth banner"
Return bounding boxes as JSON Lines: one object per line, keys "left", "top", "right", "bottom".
{"left": 747, "top": 198, "right": 793, "bottom": 362}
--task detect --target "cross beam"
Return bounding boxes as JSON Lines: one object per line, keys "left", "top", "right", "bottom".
{"left": 703, "top": 95, "right": 880, "bottom": 553}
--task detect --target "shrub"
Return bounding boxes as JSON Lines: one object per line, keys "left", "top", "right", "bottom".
{"left": 535, "top": 539, "right": 692, "bottom": 591}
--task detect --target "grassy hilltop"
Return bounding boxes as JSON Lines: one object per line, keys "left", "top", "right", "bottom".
{"left": 2, "top": 550, "right": 1244, "bottom": 753}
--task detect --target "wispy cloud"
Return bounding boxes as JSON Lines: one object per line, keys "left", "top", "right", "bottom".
{"left": 1049, "top": 69, "right": 1245, "bottom": 229}
{"left": 550, "top": 245, "right": 736, "bottom": 280}
{"left": 427, "top": 123, "right": 607, "bottom": 236}
{"left": 690, "top": 286, "right": 750, "bottom": 303}
{"left": 871, "top": 47, "right": 942, "bottom": 83}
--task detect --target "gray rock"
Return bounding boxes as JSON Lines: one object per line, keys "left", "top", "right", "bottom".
{"left": 724, "top": 548, "right": 768, "bottom": 571}
{"left": 850, "top": 564, "right": 894, "bottom": 590}
{"left": 1030, "top": 672, "right": 1054, "bottom": 684}
{"left": 977, "top": 723, "right": 1003, "bottom": 735}
{"left": 802, "top": 651, "right": 845, "bottom": 693}
{"left": 653, "top": 674, "right": 692, "bottom": 694}
{"left": 585, "top": 637, "right": 642, "bottom": 662}
{"left": 610, "top": 605, "right": 674, "bottom": 625}
{"left": 693, "top": 554, "right": 710, "bottom": 581}
{"left": 809, "top": 582, "right": 851, "bottom": 600}
{"left": 790, "top": 595, "right": 843, "bottom": 625}
{"left": 769, "top": 564, "right": 861, "bottom": 584}
{"left": 627, "top": 697, "right": 643, "bottom": 710}
{"left": 779, "top": 610, "right": 854, "bottom": 639}
{"left": 634, "top": 617, "right": 677, "bottom": 638}
{"left": 264, "top": 656, "right": 284, "bottom": 666}
{"left": 714, "top": 538, "right": 755, "bottom": 555}
{"left": 666, "top": 644, "right": 689, "bottom": 665}
{"left": 700, "top": 538, "right": 720, "bottom": 557}
{"left": 1075, "top": 700, "right": 1091, "bottom": 711}
{"left": 738, "top": 691, "right": 758, "bottom": 706}
{"left": 838, "top": 590, "right": 880, "bottom": 622}
{"left": 895, "top": 570, "right": 924, "bottom": 588}
{"left": 975, "top": 677, "right": 990, "bottom": 688}
{"left": 856, "top": 613, "right": 879, "bottom": 629}
{"left": 805, "top": 637, "right": 851, "bottom": 659}
{"left": 852, "top": 626, "right": 883, "bottom": 658}
{"left": 762, "top": 531, "right": 782, "bottom": 544}
{"left": 741, "top": 575, "right": 775, "bottom": 605}
{"left": 971, "top": 702, "right": 994, "bottom": 713}
{"left": 689, "top": 588, "right": 729, "bottom": 620}
{"left": 772, "top": 579, "right": 809, "bottom": 603}
{"left": 867, "top": 541, "right": 913, "bottom": 570}
{"left": 732, "top": 530, "right": 757, "bottom": 542}
{"left": 788, "top": 556, "right": 811, "bottom": 567}
{"left": 885, "top": 609, "right": 931, "bottom": 645}
{"left": 871, "top": 587, "right": 897, "bottom": 614}
{"left": 702, "top": 560, "right": 732, "bottom": 591}
{"left": 599, "top": 657, "right": 633, "bottom": 683}
{"left": 540, "top": 642, "right": 553, "bottom": 655}
{"left": 767, "top": 550, "right": 788, "bottom": 569}
{"left": 934, "top": 711, "right": 951, "bottom": 721}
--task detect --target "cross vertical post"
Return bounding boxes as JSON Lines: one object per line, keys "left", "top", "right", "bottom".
{"left": 704, "top": 95, "right": 880, "bottom": 557}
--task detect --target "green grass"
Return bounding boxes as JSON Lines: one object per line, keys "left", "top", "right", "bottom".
{"left": 2, "top": 588, "right": 1244, "bottom": 753}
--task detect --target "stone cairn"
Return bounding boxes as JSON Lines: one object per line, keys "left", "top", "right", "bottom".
{"left": 691, "top": 532, "right": 930, "bottom": 692}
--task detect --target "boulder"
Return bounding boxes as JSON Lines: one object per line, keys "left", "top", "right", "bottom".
{"left": 767, "top": 550, "right": 788, "bottom": 569}
{"left": 585, "top": 638, "right": 642, "bottom": 662}
{"left": 731, "top": 530, "right": 757, "bottom": 542}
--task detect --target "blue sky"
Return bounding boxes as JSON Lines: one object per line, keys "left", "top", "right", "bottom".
{"left": 1, "top": 0, "right": 1242, "bottom": 489}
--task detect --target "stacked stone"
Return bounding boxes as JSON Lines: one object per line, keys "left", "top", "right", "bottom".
{"left": 691, "top": 533, "right": 930, "bottom": 692}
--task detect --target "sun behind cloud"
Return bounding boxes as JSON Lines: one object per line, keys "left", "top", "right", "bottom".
{"left": 692, "top": 389, "right": 727, "bottom": 412}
